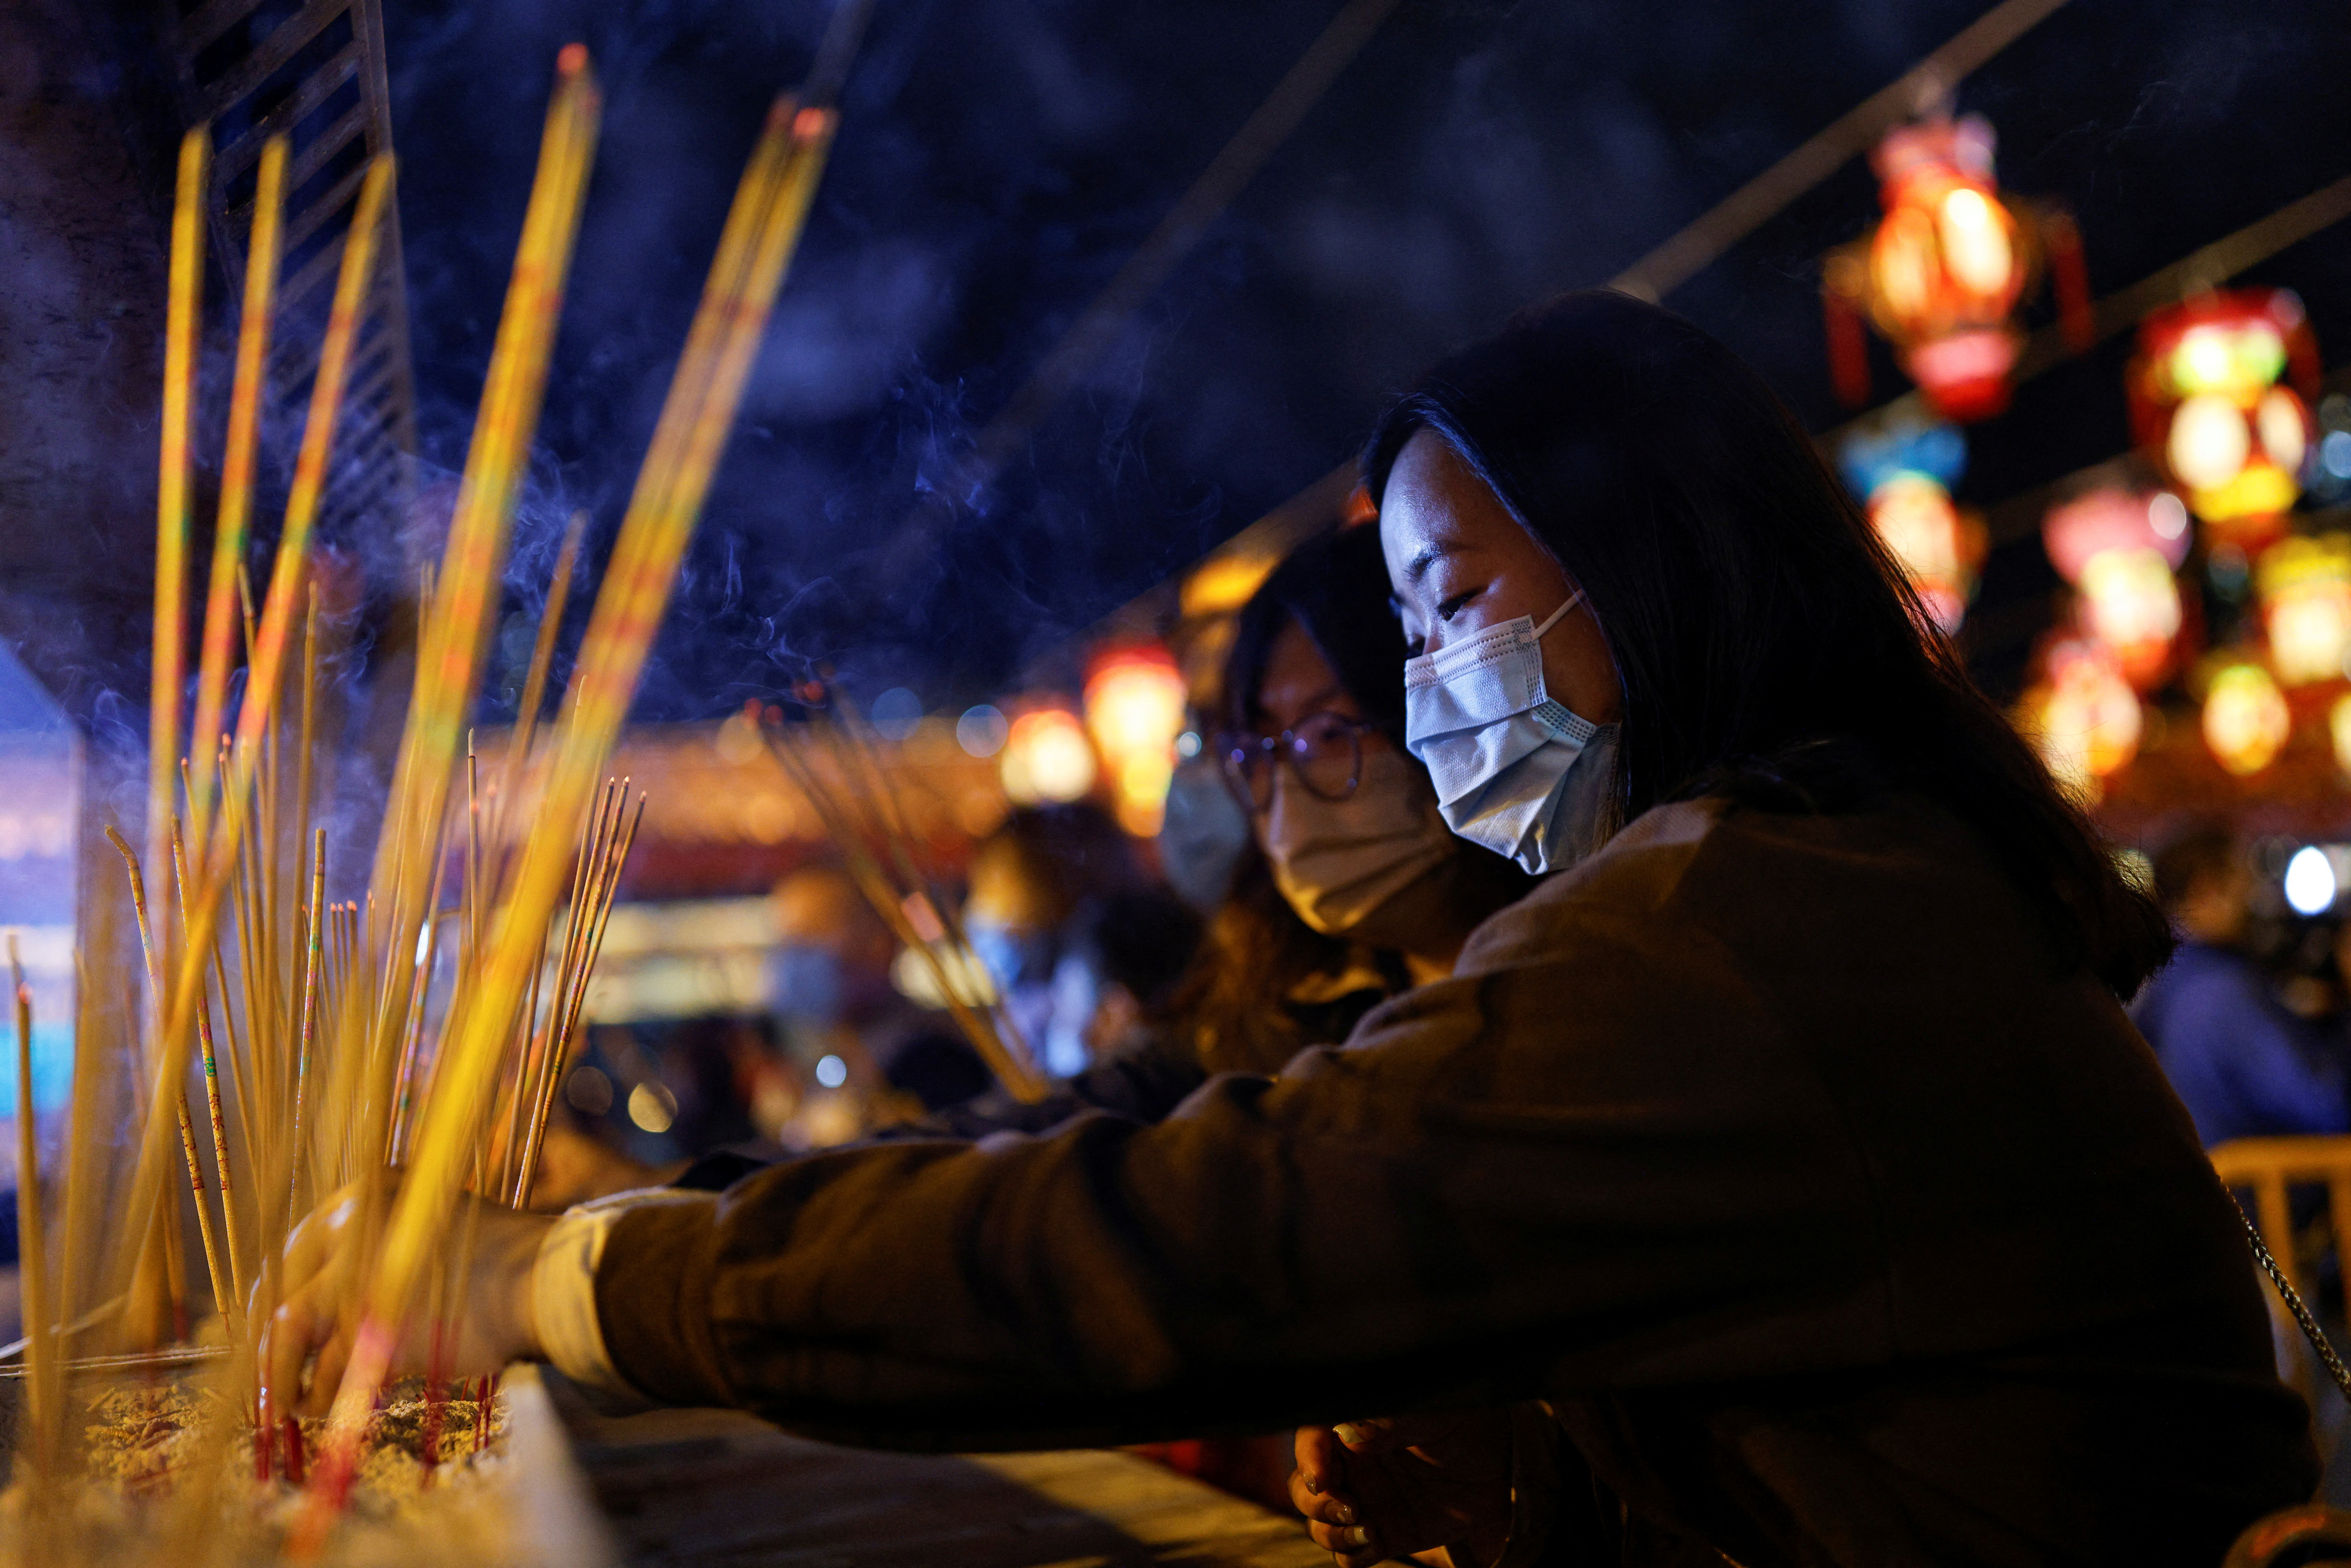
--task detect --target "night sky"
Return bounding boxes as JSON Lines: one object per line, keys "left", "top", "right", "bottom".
{"left": 371, "top": 0, "right": 2351, "bottom": 719}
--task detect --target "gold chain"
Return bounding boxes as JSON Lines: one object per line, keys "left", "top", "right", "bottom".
{"left": 2235, "top": 1201, "right": 2351, "bottom": 1407}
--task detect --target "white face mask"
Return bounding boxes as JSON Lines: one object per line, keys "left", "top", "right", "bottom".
{"left": 1259, "top": 745, "right": 1456, "bottom": 936}
{"left": 1403, "top": 592, "right": 1621, "bottom": 876}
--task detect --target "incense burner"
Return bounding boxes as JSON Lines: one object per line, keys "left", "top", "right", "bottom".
{"left": 0, "top": 1355, "right": 610, "bottom": 1567}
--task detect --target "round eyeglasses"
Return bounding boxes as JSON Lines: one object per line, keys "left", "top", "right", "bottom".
{"left": 1218, "top": 711, "right": 1382, "bottom": 813}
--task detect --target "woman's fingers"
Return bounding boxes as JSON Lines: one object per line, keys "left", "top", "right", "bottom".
{"left": 1303, "top": 1515, "right": 1383, "bottom": 1566}
{"left": 1287, "top": 1462, "right": 1359, "bottom": 1527}
{"left": 259, "top": 1185, "right": 369, "bottom": 1416}
{"left": 1294, "top": 1424, "right": 1346, "bottom": 1496}
{"left": 258, "top": 1290, "right": 308, "bottom": 1420}
{"left": 301, "top": 1310, "right": 362, "bottom": 1419}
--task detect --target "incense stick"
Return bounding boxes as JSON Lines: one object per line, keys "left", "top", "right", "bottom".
{"left": 151, "top": 126, "right": 209, "bottom": 893}
{"left": 103, "top": 829, "right": 235, "bottom": 1333}
{"left": 188, "top": 134, "right": 288, "bottom": 847}
{"left": 304, "top": 92, "right": 830, "bottom": 1518}
{"left": 11, "top": 935, "right": 52, "bottom": 1477}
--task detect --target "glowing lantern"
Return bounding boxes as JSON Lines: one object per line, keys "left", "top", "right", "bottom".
{"left": 2041, "top": 488, "right": 2191, "bottom": 689}
{"left": 1083, "top": 645, "right": 1188, "bottom": 837}
{"left": 2201, "top": 661, "right": 2292, "bottom": 775}
{"left": 999, "top": 708, "right": 1096, "bottom": 805}
{"left": 2018, "top": 640, "right": 2140, "bottom": 797}
{"left": 2128, "top": 290, "right": 2319, "bottom": 553}
{"left": 2254, "top": 533, "right": 2351, "bottom": 686}
{"left": 1869, "top": 473, "right": 1986, "bottom": 633}
{"left": 1824, "top": 115, "right": 2090, "bottom": 421}
{"left": 1836, "top": 412, "right": 1983, "bottom": 632}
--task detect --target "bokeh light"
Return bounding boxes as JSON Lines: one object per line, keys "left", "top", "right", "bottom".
{"left": 2201, "top": 662, "right": 2292, "bottom": 776}
{"left": 1000, "top": 708, "right": 1097, "bottom": 804}
{"left": 2256, "top": 533, "right": 2351, "bottom": 685}
{"left": 1084, "top": 645, "right": 1188, "bottom": 836}
{"left": 956, "top": 704, "right": 1010, "bottom": 757}
{"left": 2285, "top": 846, "right": 2338, "bottom": 916}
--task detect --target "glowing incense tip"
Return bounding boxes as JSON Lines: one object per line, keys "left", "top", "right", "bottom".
{"left": 793, "top": 106, "right": 835, "bottom": 139}
{"left": 557, "top": 41, "right": 588, "bottom": 74}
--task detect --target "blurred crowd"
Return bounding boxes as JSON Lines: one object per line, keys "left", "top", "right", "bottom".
{"left": 2135, "top": 826, "right": 2351, "bottom": 1149}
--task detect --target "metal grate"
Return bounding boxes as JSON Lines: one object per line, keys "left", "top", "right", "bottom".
{"left": 156, "top": 0, "right": 416, "bottom": 547}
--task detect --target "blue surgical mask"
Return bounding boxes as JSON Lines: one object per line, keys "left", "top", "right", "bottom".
{"left": 770, "top": 945, "right": 845, "bottom": 1026}
{"left": 1158, "top": 752, "right": 1251, "bottom": 913}
{"left": 1403, "top": 592, "right": 1621, "bottom": 876}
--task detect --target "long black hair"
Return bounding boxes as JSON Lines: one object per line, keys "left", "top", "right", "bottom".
{"left": 1220, "top": 523, "right": 1410, "bottom": 747}
{"left": 1362, "top": 290, "right": 2170, "bottom": 998}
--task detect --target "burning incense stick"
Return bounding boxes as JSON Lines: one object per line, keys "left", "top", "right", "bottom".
{"left": 760, "top": 709, "right": 1043, "bottom": 1099}
{"left": 363, "top": 49, "right": 599, "bottom": 1017}
{"left": 108, "top": 155, "right": 395, "bottom": 1359}
{"left": 187, "top": 134, "right": 287, "bottom": 847}
{"left": 301, "top": 94, "right": 837, "bottom": 1524}
{"left": 151, "top": 125, "right": 209, "bottom": 887}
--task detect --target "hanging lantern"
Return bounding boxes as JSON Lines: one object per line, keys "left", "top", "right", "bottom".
{"left": 1083, "top": 644, "right": 1188, "bottom": 837}
{"left": 2041, "top": 487, "right": 2192, "bottom": 689}
{"left": 2254, "top": 532, "right": 2351, "bottom": 686}
{"left": 2018, "top": 639, "right": 2140, "bottom": 797}
{"left": 1836, "top": 411, "right": 1984, "bottom": 632}
{"left": 2201, "top": 660, "right": 2292, "bottom": 775}
{"left": 2128, "top": 289, "right": 2319, "bottom": 554}
{"left": 1868, "top": 473, "right": 1986, "bottom": 634}
{"left": 1823, "top": 114, "right": 2092, "bottom": 421}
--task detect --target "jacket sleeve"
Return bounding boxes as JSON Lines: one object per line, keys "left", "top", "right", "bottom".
{"left": 590, "top": 917, "right": 1881, "bottom": 1451}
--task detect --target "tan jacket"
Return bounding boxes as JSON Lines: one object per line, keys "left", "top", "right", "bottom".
{"left": 594, "top": 795, "right": 2316, "bottom": 1565}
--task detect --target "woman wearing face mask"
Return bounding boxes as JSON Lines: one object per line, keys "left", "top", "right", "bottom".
{"left": 914, "top": 525, "right": 1529, "bottom": 1138}
{"left": 269, "top": 293, "right": 2313, "bottom": 1568}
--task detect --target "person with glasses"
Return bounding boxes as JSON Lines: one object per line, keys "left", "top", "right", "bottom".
{"left": 904, "top": 524, "right": 1528, "bottom": 1145}
{"left": 1179, "top": 522, "right": 1533, "bottom": 1078}
{"left": 268, "top": 293, "right": 2314, "bottom": 1568}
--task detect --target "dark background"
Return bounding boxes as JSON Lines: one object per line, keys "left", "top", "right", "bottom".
{"left": 10, "top": 0, "right": 2351, "bottom": 725}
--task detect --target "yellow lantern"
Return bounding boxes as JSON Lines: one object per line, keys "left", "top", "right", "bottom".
{"left": 2077, "top": 548, "right": 2184, "bottom": 687}
{"left": 2201, "top": 662, "right": 2292, "bottom": 775}
{"left": 2019, "top": 640, "right": 2140, "bottom": 798}
{"left": 2255, "top": 533, "right": 2351, "bottom": 686}
{"left": 2129, "top": 290, "right": 2319, "bottom": 552}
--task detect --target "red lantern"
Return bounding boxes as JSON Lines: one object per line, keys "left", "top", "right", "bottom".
{"left": 2041, "top": 487, "right": 2192, "bottom": 690}
{"left": 2127, "top": 289, "right": 2320, "bottom": 554}
{"left": 1824, "top": 115, "right": 2092, "bottom": 422}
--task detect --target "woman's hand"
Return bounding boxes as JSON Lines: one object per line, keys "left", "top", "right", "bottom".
{"left": 1289, "top": 1411, "right": 1516, "bottom": 1568}
{"left": 258, "top": 1183, "right": 554, "bottom": 1419}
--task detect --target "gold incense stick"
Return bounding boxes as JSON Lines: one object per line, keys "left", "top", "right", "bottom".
{"left": 11, "top": 935, "right": 52, "bottom": 1476}
{"left": 188, "top": 134, "right": 288, "bottom": 847}
{"left": 151, "top": 125, "right": 209, "bottom": 890}
{"left": 305, "top": 93, "right": 830, "bottom": 1515}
